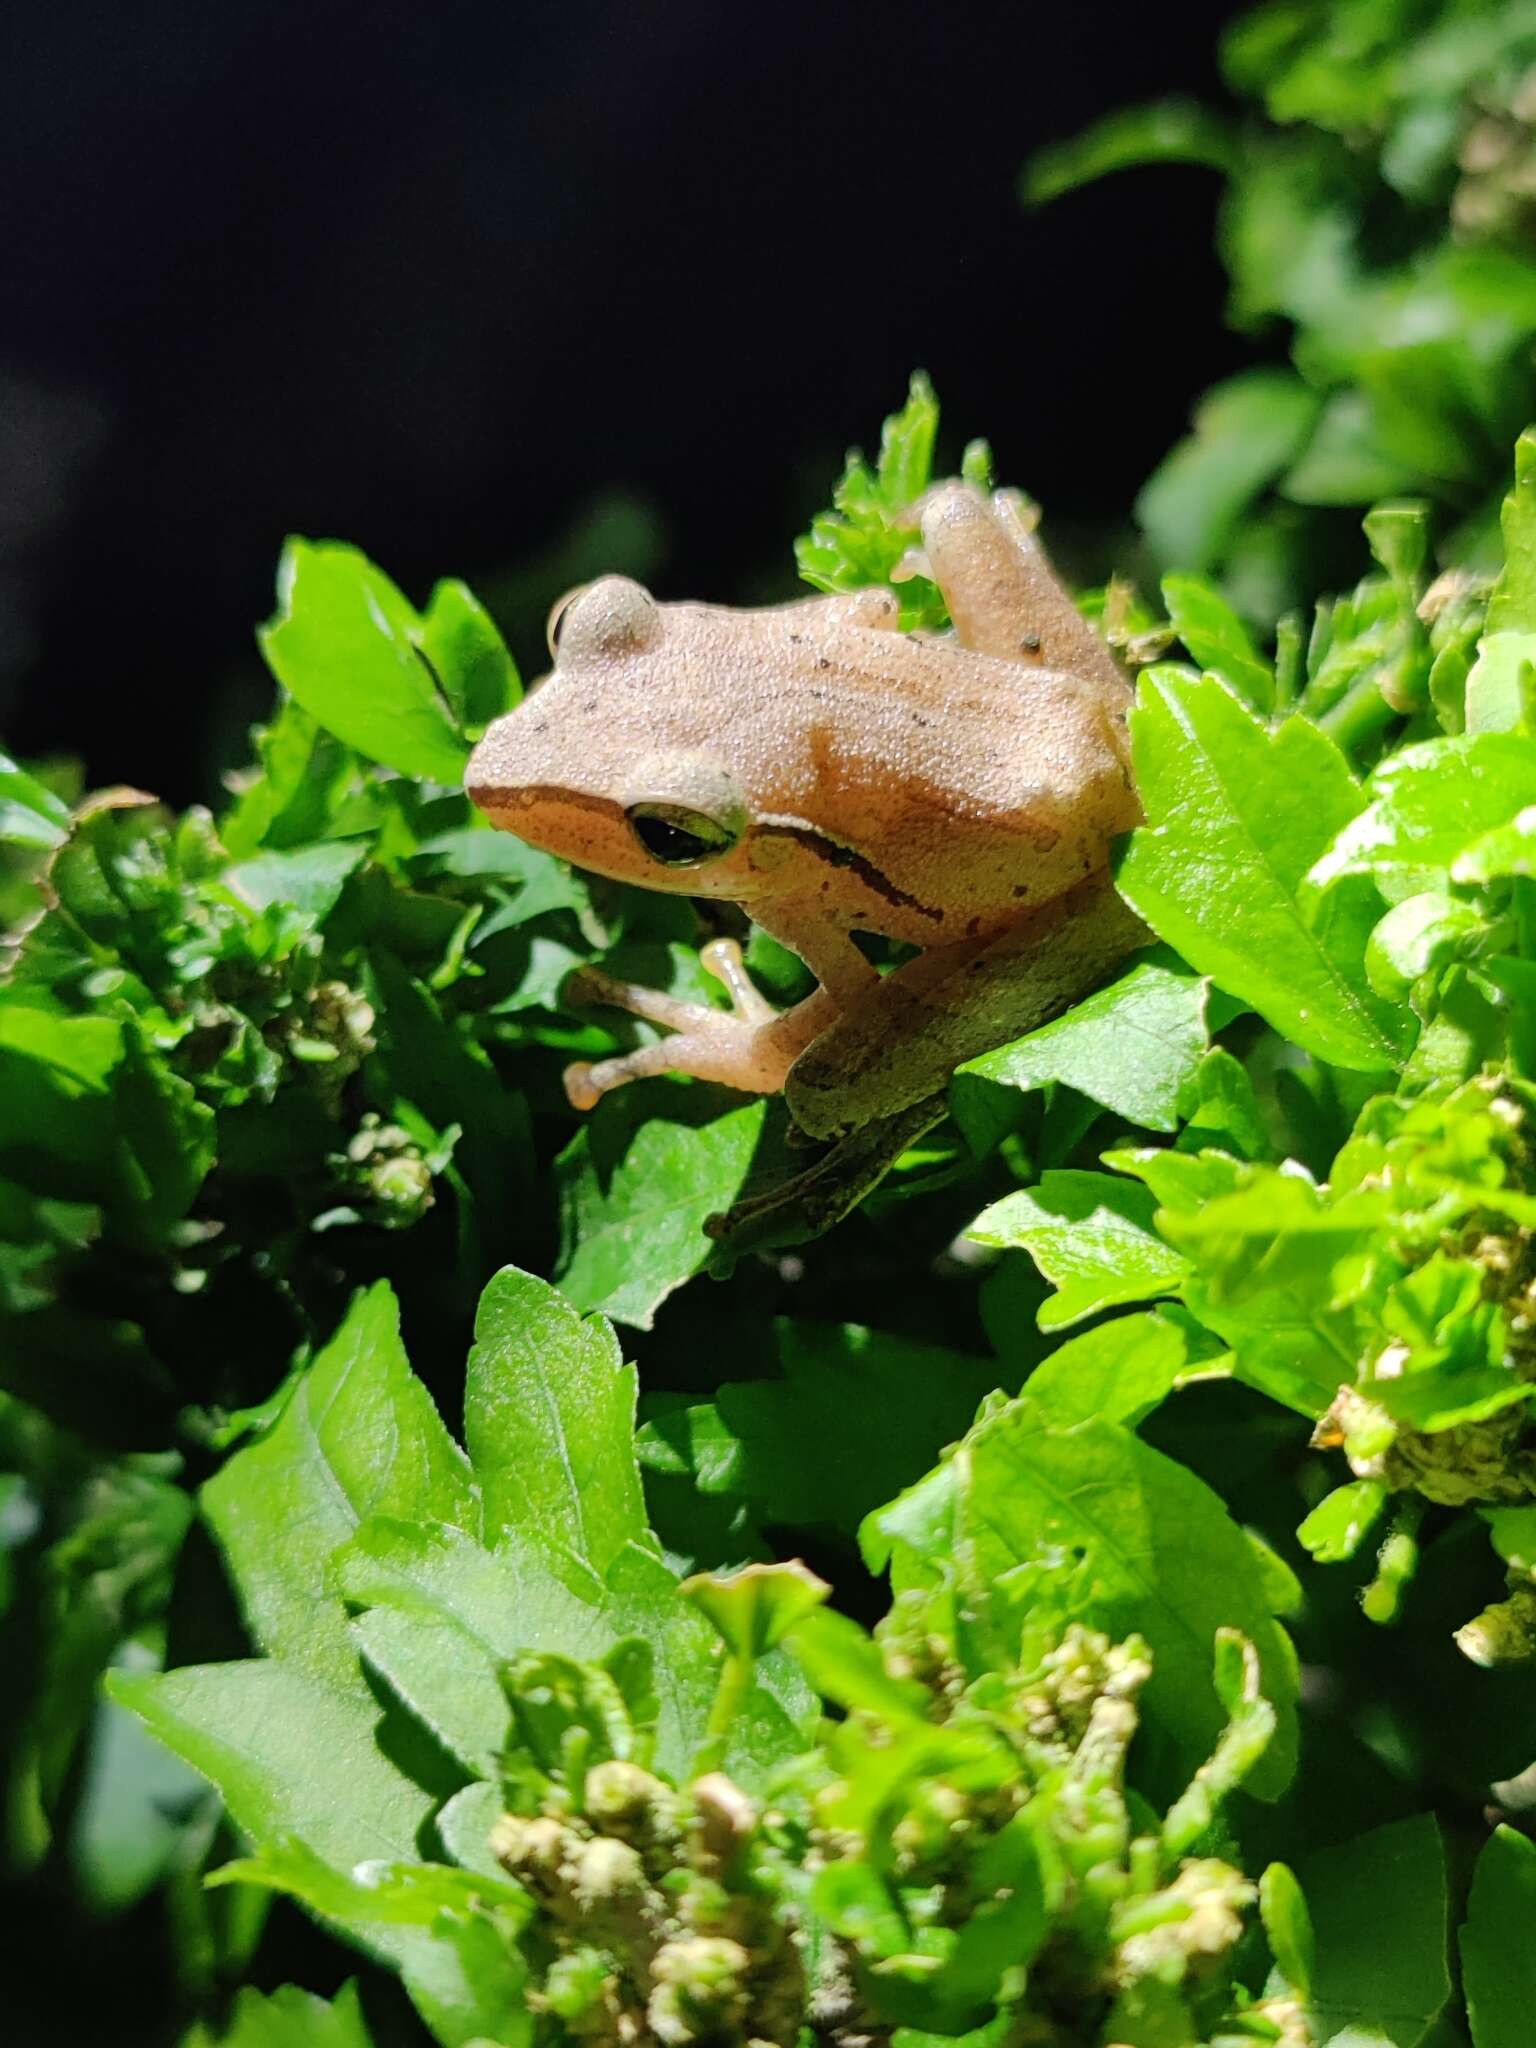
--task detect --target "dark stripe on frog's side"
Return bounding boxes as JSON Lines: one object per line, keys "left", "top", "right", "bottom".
{"left": 481, "top": 784, "right": 945, "bottom": 923}
{"left": 753, "top": 820, "right": 945, "bottom": 924}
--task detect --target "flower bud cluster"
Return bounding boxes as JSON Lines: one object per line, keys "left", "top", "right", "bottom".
{"left": 492, "top": 1762, "right": 804, "bottom": 2046}
{"left": 490, "top": 1623, "right": 1310, "bottom": 2046}
{"left": 330, "top": 1111, "right": 435, "bottom": 1227}
{"left": 1323, "top": 1075, "right": 1536, "bottom": 1511}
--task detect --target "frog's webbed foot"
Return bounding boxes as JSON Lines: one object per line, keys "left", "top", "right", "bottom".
{"left": 562, "top": 939, "right": 832, "bottom": 1110}
{"left": 703, "top": 1091, "right": 948, "bottom": 1271}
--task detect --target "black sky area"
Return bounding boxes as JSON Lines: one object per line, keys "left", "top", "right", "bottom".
{"left": 1, "top": 0, "right": 1248, "bottom": 805}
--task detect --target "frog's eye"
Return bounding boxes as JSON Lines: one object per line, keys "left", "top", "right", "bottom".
{"left": 624, "top": 801, "right": 741, "bottom": 868}
{"left": 546, "top": 585, "right": 589, "bottom": 659}
{"left": 548, "top": 577, "right": 660, "bottom": 662}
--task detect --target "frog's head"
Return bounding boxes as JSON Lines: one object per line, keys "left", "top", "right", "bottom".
{"left": 465, "top": 575, "right": 757, "bottom": 896}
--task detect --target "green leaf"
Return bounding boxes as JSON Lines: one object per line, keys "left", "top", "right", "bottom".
{"left": 1118, "top": 668, "right": 1406, "bottom": 1070}
{"left": 1151, "top": 1168, "right": 1368, "bottom": 1416}
{"left": 208, "top": 1839, "right": 533, "bottom": 2048}
{"left": 782, "top": 1606, "right": 932, "bottom": 1720}
{"left": 1310, "top": 734, "right": 1536, "bottom": 904}
{"left": 219, "top": 698, "right": 356, "bottom": 857}
{"left": 202, "top": 1281, "right": 477, "bottom": 1687}
{"left": 554, "top": 1092, "right": 770, "bottom": 1329}
{"left": 1175, "top": 1044, "right": 1273, "bottom": 1159}
{"left": 794, "top": 374, "right": 947, "bottom": 630}
{"left": 1298, "top": 1480, "right": 1388, "bottom": 1563}
{"left": 1468, "top": 429, "right": 1536, "bottom": 734}
{"left": 1022, "top": 1309, "right": 1213, "bottom": 1427}
{"left": 350, "top": 1597, "right": 510, "bottom": 1780}
{"left": 1365, "top": 891, "right": 1489, "bottom": 999}
{"left": 953, "top": 951, "right": 1209, "bottom": 1143}
{"left": 0, "top": 747, "right": 70, "bottom": 850}
{"left": 680, "top": 1560, "right": 829, "bottom": 1660}
{"left": 180, "top": 1982, "right": 375, "bottom": 2048}
{"left": 951, "top": 1397, "right": 1298, "bottom": 1798}
{"left": 968, "top": 1170, "right": 1188, "bottom": 1330}
{"left": 335, "top": 1516, "right": 808, "bottom": 1790}
{"left": 1259, "top": 1861, "right": 1315, "bottom": 2000}
{"left": 1462, "top": 1825, "right": 1536, "bottom": 2048}
{"left": 364, "top": 947, "right": 531, "bottom": 1222}
{"left": 647, "top": 1321, "right": 1003, "bottom": 1537}
{"left": 1136, "top": 371, "right": 1322, "bottom": 571}
{"left": 1484, "top": 1505, "right": 1536, "bottom": 1575}
{"left": 464, "top": 1265, "right": 648, "bottom": 1578}
{"left": 1453, "top": 806, "right": 1536, "bottom": 883}
{"left": 335, "top": 1517, "right": 611, "bottom": 1750}
{"left": 1162, "top": 572, "right": 1275, "bottom": 711}
{"left": 420, "top": 577, "right": 519, "bottom": 732}
{"left": 1023, "top": 98, "right": 1234, "bottom": 203}
{"left": 1300, "top": 1815, "right": 1450, "bottom": 2048}
{"left": 259, "top": 539, "right": 470, "bottom": 783}
{"left": 109, "top": 1659, "right": 437, "bottom": 1918}
{"left": 223, "top": 840, "right": 367, "bottom": 919}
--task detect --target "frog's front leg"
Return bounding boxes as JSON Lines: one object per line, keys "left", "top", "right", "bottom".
{"left": 562, "top": 939, "right": 837, "bottom": 1109}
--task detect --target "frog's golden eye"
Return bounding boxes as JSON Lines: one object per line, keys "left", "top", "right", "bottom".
{"left": 546, "top": 584, "right": 589, "bottom": 659}
{"left": 624, "top": 802, "right": 741, "bottom": 868}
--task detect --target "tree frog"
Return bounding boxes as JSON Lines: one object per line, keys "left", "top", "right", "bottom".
{"left": 466, "top": 482, "right": 1144, "bottom": 1247}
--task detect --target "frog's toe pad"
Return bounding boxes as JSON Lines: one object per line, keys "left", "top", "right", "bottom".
{"left": 563, "top": 1061, "right": 602, "bottom": 1111}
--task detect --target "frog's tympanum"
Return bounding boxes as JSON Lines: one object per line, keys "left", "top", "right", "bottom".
{"left": 466, "top": 483, "right": 1145, "bottom": 1250}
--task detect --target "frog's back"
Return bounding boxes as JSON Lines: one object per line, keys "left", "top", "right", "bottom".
{"left": 690, "top": 605, "right": 1139, "bottom": 936}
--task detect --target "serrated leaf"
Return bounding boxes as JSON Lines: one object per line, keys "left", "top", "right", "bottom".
{"left": 1154, "top": 1170, "right": 1368, "bottom": 1416}
{"left": 1311, "top": 734, "right": 1536, "bottom": 904}
{"left": 1300, "top": 1815, "right": 1449, "bottom": 2047}
{"left": 659, "top": 1321, "right": 1002, "bottom": 1537}
{"left": 1119, "top": 668, "right": 1406, "bottom": 1070}
{"left": 968, "top": 1169, "right": 1188, "bottom": 1329}
{"left": 223, "top": 840, "right": 367, "bottom": 919}
{"left": 953, "top": 950, "right": 1209, "bottom": 1144}
{"left": 420, "top": 577, "right": 519, "bottom": 732}
{"left": 180, "top": 1981, "right": 375, "bottom": 2048}
{"left": 109, "top": 1658, "right": 436, "bottom": 1929}
{"left": 554, "top": 1092, "right": 769, "bottom": 1329}
{"left": 202, "top": 1281, "right": 478, "bottom": 1688}
{"left": 1022, "top": 1309, "right": 1212, "bottom": 1427}
{"left": 1162, "top": 572, "right": 1275, "bottom": 711}
{"left": 955, "top": 1397, "right": 1298, "bottom": 1799}
{"left": 208, "top": 1839, "right": 533, "bottom": 2048}
{"left": 1468, "top": 428, "right": 1536, "bottom": 734}
{"left": 334, "top": 1516, "right": 809, "bottom": 1789}
{"left": 259, "top": 539, "right": 469, "bottom": 784}
{"left": 464, "top": 1265, "right": 649, "bottom": 1577}
{"left": 1462, "top": 1825, "right": 1536, "bottom": 2048}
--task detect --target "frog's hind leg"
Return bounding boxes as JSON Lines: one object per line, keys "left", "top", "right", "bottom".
{"left": 784, "top": 869, "right": 1147, "bottom": 1142}
{"left": 917, "top": 480, "right": 1127, "bottom": 692}
{"left": 562, "top": 939, "right": 836, "bottom": 1109}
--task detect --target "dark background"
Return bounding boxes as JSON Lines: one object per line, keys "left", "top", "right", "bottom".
{"left": 1, "top": 0, "right": 1249, "bottom": 806}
